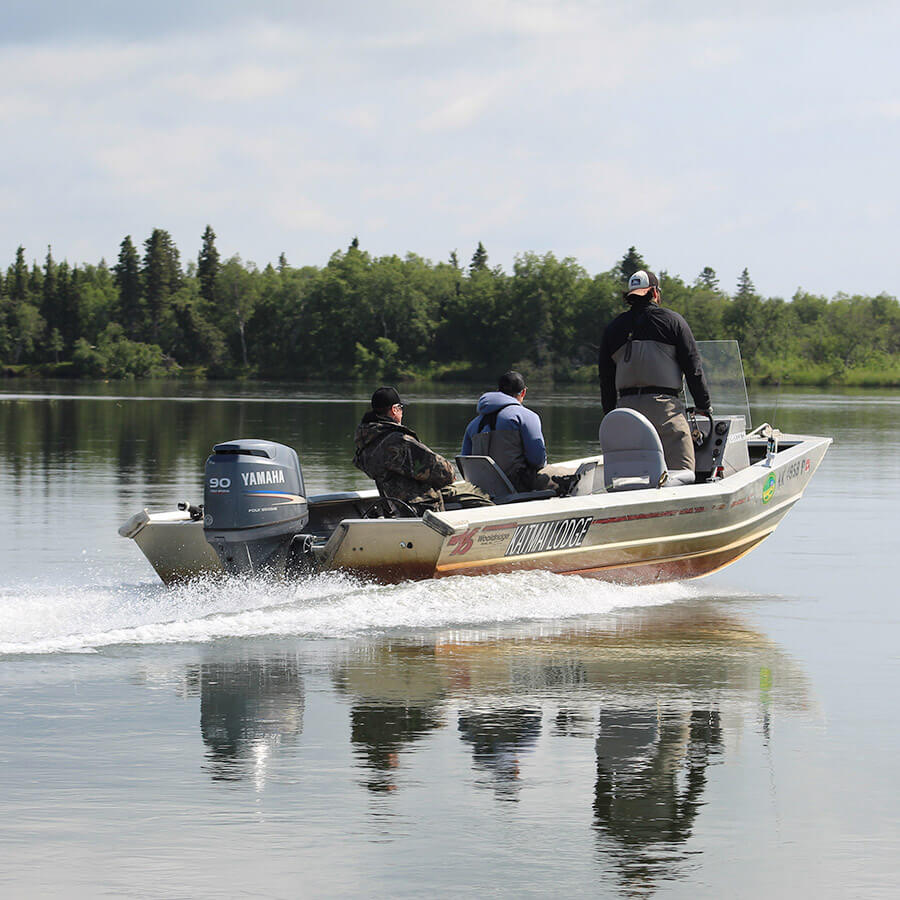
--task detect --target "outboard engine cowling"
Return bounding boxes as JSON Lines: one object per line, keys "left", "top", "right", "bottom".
{"left": 203, "top": 439, "right": 309, "bottom": 575}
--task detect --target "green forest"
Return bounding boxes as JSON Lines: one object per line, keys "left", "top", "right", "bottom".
{"left": 2, "top": 229, "right": 899, "bottom": 385}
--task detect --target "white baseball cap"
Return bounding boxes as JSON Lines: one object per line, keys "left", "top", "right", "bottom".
{"left": 625, "top": 270, "right": 659, "bottom": 297}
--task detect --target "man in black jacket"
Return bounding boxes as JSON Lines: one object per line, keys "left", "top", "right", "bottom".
{"left": 598, "top": 270, "right": 711, "bottom": 472}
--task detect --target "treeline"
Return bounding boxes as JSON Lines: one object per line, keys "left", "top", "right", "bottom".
{"left": 2, "top": 232, "right": 899, "bottom": 385}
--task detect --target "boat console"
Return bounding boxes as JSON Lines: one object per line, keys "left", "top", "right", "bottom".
{"left": 694, "top": 415, "right": 750, "bottom": 481}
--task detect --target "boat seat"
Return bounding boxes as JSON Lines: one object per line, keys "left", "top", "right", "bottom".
{"left": 598, "top": 408, "right": 696, "bottom": 491}
{"left": 455, "top": 456, "right": 556, "bottom": 504}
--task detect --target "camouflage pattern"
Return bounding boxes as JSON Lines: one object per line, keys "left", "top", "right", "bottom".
{"left": 354, "top": 412, "right": 455, "bottom": 513}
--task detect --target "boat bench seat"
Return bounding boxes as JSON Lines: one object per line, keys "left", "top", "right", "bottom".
{"left": 455, "top": 456, "right": 556, "bottom": 504}
{"left": 599, "top": 408, "right": 696, "bottom": 491}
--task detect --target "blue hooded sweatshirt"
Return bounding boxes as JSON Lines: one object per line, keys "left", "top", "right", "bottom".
{"left": 461, "top": 391, "right": 547, "bottom": 468}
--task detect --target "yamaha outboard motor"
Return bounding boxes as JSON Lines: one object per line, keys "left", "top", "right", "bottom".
{"left": 203, "top": 439, "right": 309, "bottom": 575}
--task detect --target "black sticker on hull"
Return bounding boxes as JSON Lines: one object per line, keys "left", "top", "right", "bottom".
{"left": 504, "top": 516, "right": 593, "bottom": 557}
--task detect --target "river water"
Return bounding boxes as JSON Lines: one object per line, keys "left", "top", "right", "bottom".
{"left": 0, "top": 382, "right": 898, "bottom": 898}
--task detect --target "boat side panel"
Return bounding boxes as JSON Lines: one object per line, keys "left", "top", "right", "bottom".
{"left": 133, "top": 519, "right": 222, "bottom": 585}
{"left": 324, "top": 519, "right": 444, "bottom": 582}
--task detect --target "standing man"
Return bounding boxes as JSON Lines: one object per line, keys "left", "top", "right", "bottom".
{"left": 598, "top": 270, "right": 711, "bottom": 472}
{"left": 461, "top": 371, "right": 551, "bottom": 492}
{"left": 354, "top": 386, "right": 490, "bottom": 514}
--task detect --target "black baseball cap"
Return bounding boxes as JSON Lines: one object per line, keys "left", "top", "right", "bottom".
{"left": 371, "top": 386, "right": 402, "bottom": 411}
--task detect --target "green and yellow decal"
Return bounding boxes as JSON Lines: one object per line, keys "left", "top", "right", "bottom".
{"left": 762, "top": 473, "right": 776, "bottom": 504}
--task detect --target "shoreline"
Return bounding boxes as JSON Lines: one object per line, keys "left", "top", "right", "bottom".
{"left": 3, "top": 366, "right": 900, "bottom": 391}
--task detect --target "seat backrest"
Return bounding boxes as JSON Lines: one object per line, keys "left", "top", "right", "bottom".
{"left": 455, "top": 455, "right": 516, "bottom": 498}
{"left": 598, "top": 408, "right": 666, "bottom": 491}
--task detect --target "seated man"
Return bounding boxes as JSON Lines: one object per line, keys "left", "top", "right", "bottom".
{"left": 461, "top": 371, "right": 554, "bottom": 493}
{"left": 355, "top": 386, "right": 491, "bottom": 515}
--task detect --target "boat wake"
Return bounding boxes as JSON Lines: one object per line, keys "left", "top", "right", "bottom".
{"left": 0, "top": 571, "right": 695, "bottom": 656}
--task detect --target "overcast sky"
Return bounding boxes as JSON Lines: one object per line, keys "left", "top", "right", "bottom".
{"left": 3, "top": 0, "right": 898, "bottom": 298}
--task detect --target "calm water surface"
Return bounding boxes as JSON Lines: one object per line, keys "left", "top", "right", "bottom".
{"left": 1, "top": 382, "right": 898, "bottom": 898}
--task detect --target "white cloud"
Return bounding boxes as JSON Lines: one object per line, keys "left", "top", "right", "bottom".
{"left": 266, "top": 195, "right": 345, "bottom": 233}
{"left": 165, "top": 64, "right": 298, "bottom": 103}
{"left": 864, "top": 99, "right": 900, "bottom": 120}
{"left": 333, "top": 104, "right": 381, "bottom": 132}
{"left": 94, "top": 125, "right": 227, "bottom": 190}
{"left": 418, "top": 92, "right": 498, "bottom": 133}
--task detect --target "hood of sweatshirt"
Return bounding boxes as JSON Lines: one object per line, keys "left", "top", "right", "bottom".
{"left": 475, "top": 391, "right": 521, "bottom": 415}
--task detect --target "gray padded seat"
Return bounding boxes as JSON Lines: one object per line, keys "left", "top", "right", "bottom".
{"left": 455, "top": 456, "right": 556, "bottom": 503}
{"left": 598, "top": 408, "right": 695, "bottom": 491}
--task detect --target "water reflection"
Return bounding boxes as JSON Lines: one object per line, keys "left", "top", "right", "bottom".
{"left": 593, "top": 707, "right": 722, "bottom": 894}
{"left": 349, "top": 704, "right": 444, "bottom": 794}
{"left": 186, "top": 655, "right": 304, "bottom": 784}
{"left": 458, "top": 708, "right": 542, "bottom": 801}
{"left": 178, "top": 602, "right": 811, "bottom": 890}
{"left": 334, "top": 644, "right": 447, "bottom": 793}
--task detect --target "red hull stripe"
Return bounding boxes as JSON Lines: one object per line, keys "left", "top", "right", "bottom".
{"left": 592, "top": 506, "right": 705, "bottom": 526}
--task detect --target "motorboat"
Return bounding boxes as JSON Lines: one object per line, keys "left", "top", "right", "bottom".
{"left": 119, "top": 342, "right": 831, "bottom": 586}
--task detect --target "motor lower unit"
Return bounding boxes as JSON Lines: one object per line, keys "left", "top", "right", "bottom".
{"left": 203, "top": 439, "right": 309, "bottom": 575}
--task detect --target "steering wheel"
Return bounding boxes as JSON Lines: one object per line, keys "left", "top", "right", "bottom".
{"left": 362, "top": 497, "right": 418, "bottom": 519}
{"left": 687, "top": 408, "right": 713, "bottom": 448}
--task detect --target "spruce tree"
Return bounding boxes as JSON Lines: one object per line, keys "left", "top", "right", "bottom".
{"left": 64, "top": 265, "right": 82, "bottom": 347}
{"left": 695, "top": 267, "right": 719, "bottom": 291}
{"left": 278, "top": 252, "right": 288, "bottom": 272}
{"left": 470, "top": 242, "right": 488, "bottom": 273}
{"left": 41, "top": 246, "right": 58, "bottom": 332}
{"left": 51, "top": 262, "right": 75, "bottom": 349}
{"left": 198, "top": 225, "right": 220, "bottom": 305}
{"left": 616, "top": 246, "right": 647, "bottom": 283}
{"left": 29, "top": 261, "right": 43, "bottom": 299}
{"left": 115, "top": 236, "right": 143, "bottom": 340}
{"left": 11, "top": 246, "right": 28, "bottom": 302}
{"left": 142, "top": 228, "right": 181, "bottom": 343}
{"left": 735, "top": 267, "right": 756, "bottom": 299}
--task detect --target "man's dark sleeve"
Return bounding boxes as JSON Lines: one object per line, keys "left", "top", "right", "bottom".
{"left": 674, "top": 318, "right": 711, "bottom": 410}
{"left": 598, "top": 329, "right": 618, "bottom": 414}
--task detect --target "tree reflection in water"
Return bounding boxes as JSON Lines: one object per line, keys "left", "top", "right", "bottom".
{"left": 593, "top": 707, "right": 723, "bottom": 895}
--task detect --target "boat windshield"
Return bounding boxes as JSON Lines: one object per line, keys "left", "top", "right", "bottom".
{"left": 688, "top": 340, "right": 752, "bottom": 428}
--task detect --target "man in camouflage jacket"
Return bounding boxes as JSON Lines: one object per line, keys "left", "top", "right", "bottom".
{"left": 354, "top": 386, "right": 456, "bottom": 514}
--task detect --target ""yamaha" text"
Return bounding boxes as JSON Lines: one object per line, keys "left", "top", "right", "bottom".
{"left": 241, "top": 469, "right": 286, "bottom": 486}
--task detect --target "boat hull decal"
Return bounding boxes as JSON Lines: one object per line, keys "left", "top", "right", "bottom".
{"left": 504, "top": 516, "right": 593, "bottom": 557}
